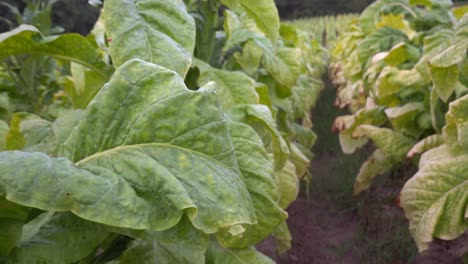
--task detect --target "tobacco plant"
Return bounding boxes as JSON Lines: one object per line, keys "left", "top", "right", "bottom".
{"left": 0, "top": 0, "right": 325, "bottom": 262}
{"left": 329, "top": 0, "right": 468, "bottom": 253}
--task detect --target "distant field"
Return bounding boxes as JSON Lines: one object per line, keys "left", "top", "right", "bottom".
{"left": 285, "top": 14, "right": 358, "bottom": 46}
{"left": 454, "top": 1, "right": 468, "bottom": 6}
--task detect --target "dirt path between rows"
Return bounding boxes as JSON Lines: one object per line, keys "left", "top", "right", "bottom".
{"left": 257, "top": 154, "right": 362, "bottom": 264}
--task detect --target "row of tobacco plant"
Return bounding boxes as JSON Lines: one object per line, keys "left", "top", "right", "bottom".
{"left": 330, "top": 0, "right": 468, "bottom": 253}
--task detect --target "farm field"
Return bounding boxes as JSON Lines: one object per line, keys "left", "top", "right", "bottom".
{"left": 0, "top": 0, "right": 467, "bottom": 263}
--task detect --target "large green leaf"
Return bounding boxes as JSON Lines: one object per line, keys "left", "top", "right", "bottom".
{"left": 112, "top": 217, "right": 208, "bottom": 264}
{"left": 427, "top": 14, "right": 468, "bottom": 101}
{"left": 352, "top": 125, "right": 416, "bottom": 194}
{"left": 352, "top": 125, "right": 416, "bottom": 160}
{"left": 216, "top": 122, "right": 286, "bottom": 248}
{"left": 229, "top": 104, "right": 290, "bottom": 171}
{"left": 223, "top": 11, "right": 301, "bottom": 88}
{"left": 383, "top": 42, "right": 420, "bottom": 66}
{"left": 429, "top": 64, "right": 459, "bottom": 102}
{"left": 359, "top": 0, "right": 387, "bottom": 34}
{"left": 272, "top": 221, "right": 292, "bottom": 254}
{"left": 357, "top": 27, "right": 408, "bottom": 69}
{"left": 275, "top": 160, "right": 299, "bottom": 209}
{"left": 0, "top": 197, "right": 30, "bottom": 257}
{"left": 354, "top": 149, "right": 395, "bottom": 194}
{"left": 193, "top": 59, "right": 258, "bottom": 109}
{"left": 103, "top": 0, "right": 195, "bottom": 77}
{"left": 233, "top": 41, "right": 263, "bottom": 76}
{"left": 443, "top": 94, "right": 468, "bottom": 150}
{"left": 429, "top": 13, "right": 468, "bottom": 68}
{"left": 333, "top": 107, "right": 387, "bottom": 154}
{"left": 26, "top": 110, "right": 83, "bottom": 156}
{"left": 0, "top": 25, "right": 112, "bottom": 79}
{"left": 5, "top": 113, "right": 51, "bottom": 151}
{"left": 261, "top": 44, "right": 302, "bottom": 89}
{"left": 407, "top": 134, "right": 444, "bottom": 159}
{"left": 7, "top": 213, "right": 108, "bottom": 264}
{"left": 206, "top": 240, "right": 275, "bottom": 264}
{"left": 0, "top": 59, "right": 255, "bottom": 235}
{"left": 221, "top": 0, "right": 280, "bottom": 42}
{"left": 385, "top": 103, "right": 425, "bottom": 137}
{"left": 376, "top": 14, "right": 416, "bottom": 39}
{"left": 401, "top": 145, "right": 468, "bottom": 252}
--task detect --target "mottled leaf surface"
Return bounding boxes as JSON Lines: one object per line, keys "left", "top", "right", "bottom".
{"left": 229, "top": 104, "right": 290, "bottom": 171}
{"left": 222, "top": 0, "right": 280, "bottom": 41}
{"left": 401, "top": 146, "right": 468, "bottom": 252}
{"left": 103, "top": 0, "right": 195, "bottom": 77}
{"left": 193, "top": 59, "right": 258, "bottom": 109}
{"left": 0, "top": 60, "right": 255, "bottom": 235}
{"left": 217, "top": 122, "right": 286, "bottom": 248}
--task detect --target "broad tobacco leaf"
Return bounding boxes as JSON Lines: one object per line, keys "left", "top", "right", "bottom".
{"left": 193, "top": 59, "right": 258, "bottom": 109}
{"left": 275, "top": 160, "right": 299, "bottom": 209}
{"left": 376, "top": 14, "right": 416, "bottom": 39}
{"left": 261, "top": 45, "right": 302, "bottom": 89}
{"left": 0, "top": 59, "right": 256, "bottom": 236}
{"left": 103, "top": 0, "right": 195, "bottom": 77}
{"left": 401, "top": 145, "right": 468, "bottom": 252}
{"left": 223, "top": 11, "right": 301, "bottom": 88}
{"left": 0, "top": 25, "right": 112, "bottom": 79}
{"left": 443, "top": 94, "right": 468, "bottom": 150}
{"left": 291, "top": 74, "right": 322, "bottom": 119}
{"left": 385, "top": 103, "right": 425, "bottom": 138}
{"left": 229, "top": 104, "right": 290, "bottom": 171}
{"left": 110, "top": 216, "right": 208, "bottom": 264}
{"left": 0, "top": 197, "right": 30, "bottom": 257}
{"left": 27, "top": 110, "right": 83, "bottom": 156}
{"left": 407, "top": 134, "right": 444, "bottom": 159}
{"left": 352, "top": 125, "right": 416, "bottom": 194}
{"left": 233, "top": 41, "right": 264, "bottom": 76}
{"left": 7, "top": 213, "right": 109, "bottom": 264}
{"left": 429, "top": 64, "right": 459, "bottom": 102}
{"left": 221, "top": 0, "right": 280, "bottom": 42}
{"left": 428, "top": 14, "right": 468, "bottom": 101}
{"left": 358, "top": 0, "right": 384, "bottom": 34}
{"left": 357, "top": 27, "right": 408, "bottom": 69}
{"left": 206, "top": 240, "right": 275, "bottom": 264}
{"left": 289, "top": 143, "right": 311, "bottom": 180}
{"left": 352, "top": 125, "right": 416, "bottom": 161}
{"left": 383, "top": 42, "right": 420, "bottom": 66}
{"left": 272, "top": 221, "right": 292, "bottom": 254}
{"left": 5, "top": 113, "right": 51, "bottom": 151}
{"left": 216, "top": 122, "right": 287, "bottom": 248}
{"left": 354, "top": 149, "right": 395, "bottom": 195}
{"left": 333, "top": 107, "right": 387, "bottom": 154}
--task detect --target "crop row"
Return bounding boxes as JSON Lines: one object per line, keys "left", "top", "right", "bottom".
{"left": 329, "top": 0, "right": 468, "bottom": 253}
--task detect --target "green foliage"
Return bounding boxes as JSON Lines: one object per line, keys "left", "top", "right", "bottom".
{"left": 330, "top": 0, "right": 468, "bottom": 253}
{"left": 0, "top": 0, "right": 325, "bottom": 262}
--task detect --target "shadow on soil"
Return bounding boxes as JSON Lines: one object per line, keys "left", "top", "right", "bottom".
{"left": 257, "top": 76, "right": 468, "bottom": 264}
